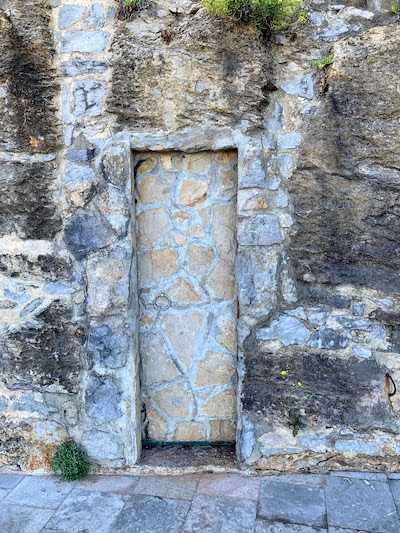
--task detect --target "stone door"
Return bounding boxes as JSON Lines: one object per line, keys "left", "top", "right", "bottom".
{"left": 134, "top": 150, "right": 238, "bottom": 443}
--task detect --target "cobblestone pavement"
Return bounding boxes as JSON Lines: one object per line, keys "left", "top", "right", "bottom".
{"left": 1, "top": 471, "right": 400, "bottom": 532}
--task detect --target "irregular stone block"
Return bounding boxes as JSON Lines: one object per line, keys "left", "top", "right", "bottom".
{"left": 277, "top": 133, "right": 302, "bottom": 150}
{"left": 334, "top": 439, "right": 380, "bottom": 455}
{"left": 64, "top": 209, "right": 116, "bottom": 260}
{"left": 238, "top": 215, "right": 283, "bottom": 246}
{"left": 1, "top": 302, "right": 81, "bottom": 392}
{"left": 308, "top": 329, "right": 348, "bottom": 350}
{"left": 64, "top": 58, "right": 107, "bottom": 76}
{"left": 85, "top": 3, "right": 105, "bottom": 29}
{"left": 62, "top": 31, "right": 109, "bottom": 53}
{"left": 200, "top": 390, "right": 236, "bottom": 418}
{"left": 257, "top": 316, "right": 311, "bottom": 346}
{"left": 195, "top": 351, "right": 235, "bottom": 388}
{"left": 58, "top": 4, "right": 85, "bottom": 29}
{"left": 73, "top": 79, "right": 106, "bottom": 117}
{"left": 81, "top": 430, "right": 123, "bottom": 461}
{"left": 85, "top": 375, "right": 122, "bottom": 421}
{"left": 88, "top": 325, "right": 128, "bottom": 369}
{"left": 152, "top": 381, "right": 194, "bottom": 419}
{"left": 280, "top": 75, "right": 315, "bottom": 100}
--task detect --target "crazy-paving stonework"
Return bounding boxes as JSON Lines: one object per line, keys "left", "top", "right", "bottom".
{"left": 136, "top": 151, "right": 237, "bottom": 443}
{"left": 1, "top": 0, "right": 400, "bottom": 473}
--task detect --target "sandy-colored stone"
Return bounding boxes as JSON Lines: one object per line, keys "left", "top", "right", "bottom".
{"left": 186, "top": 152, "right": 212, "bottom": 173}
{"left": 151, "top": 249, "right": 178, "bottom": 281}
{"left": 216, "top": 150, "right": 237, "bottom": 165}
{"left": 162, "top": 311, "right": 204, "bottom": 371}
{"left": 166, "top": 277, "right": 204, "bottom": 304}
{"left": 217, "top": 313, "right": 237, "bottom": 355}
{"left": 138, "top": 251, "right": 153, "bottom": 285}
{"left": 186, "top": 224, "right": 205, "bottom": 238}
{"left": 137, "top": 207, "right": 172, "bottom": 246}
{"left": 137, "top": 175, "right": 170, "bottom": 203}
{"left": 173, "top": 211, "right": 189, "bottom": 226}
{"left": 212, "top": 204, "right": 236, "bottom": 260}
{"left": 185, "top": 245, "right": 215, "bottom": 276}
{"left": 195, "top": 351, "right": 235, "bottom": 388}
{"left": 141, "top": 334, "right": 181, "bottom": 385}
{"left": 218, "top": 168, "right": 237, "bottom": 198}
{"left": 175, "top": 234, "right": 187, "bottom": 246}
{"left": 200, "top": 390, "right": 236, "bottom": 418}
{"left": 173, "top": 421, "right": 206, "bottom": 441}
{"left": 153, "top": 382, "right": 194, "bottom": 419}
{"left": 160, "top": 154, "right": 173, "bottom": 169}
{"left": 137, "top": 158, "right": 156, "bottom": 175}
{"left": 146, "top": 406, "right": 169, "bottom": 441}
{"left": 197, "top": 208, "right": 209, "bottom": 228}
{"left": 179, "top": 179, "right": 208, "bottom": 207}
{"left": 208, "top": 260, "right": 236, "bottom": 300}
{"left": 210, "top": 419, "right": 237, "bottom": 442}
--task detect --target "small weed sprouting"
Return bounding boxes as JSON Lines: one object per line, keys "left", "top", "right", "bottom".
{"left": 201, "top": 0, "right": 308, "bottom": 33}
{"left": 289, "top": 408, "right": 306, "bottom": 437}
{"left": 116, "top": 0, "right": 148, "bottom": 19}
{"left": 391, "top": 4, "right": 400, "bottom": 14}
{"left": 312, "top": 54, "right": 334, "bottom": 69}
{"left": 51, "top": 440, "right": 91, "bottom": 481}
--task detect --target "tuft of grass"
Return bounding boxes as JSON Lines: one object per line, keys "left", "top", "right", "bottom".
{"left": 51, "top": 440, "right": 91, "bottom": 482}
{"left": 391, "top": 3, "right": 400, "bottom": 14}
{"left": 202, "top": 0, "right": 307, "bottom": 32}
{"left": 312, "top": 54, "right": 333, "bottom": 69}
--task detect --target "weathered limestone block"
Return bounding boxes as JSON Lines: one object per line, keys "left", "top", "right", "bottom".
{"left": 0, "top": 161, "right": 61, "bottom": 239}
{"left": 289, "top": 25, "right": 400, "bottom": 295}
{"left": 0, "top": 1, "right": 59, "bottom": 153}
{"left": 0, "top": 302, "right": 82, "bottom": 393}
{"left": 107, "top": 8, "right": 272, "bottom": 130}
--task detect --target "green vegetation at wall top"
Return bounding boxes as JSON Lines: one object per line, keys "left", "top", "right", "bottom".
{"left": 202, "top": 0, "right": 306, "bottom": 31}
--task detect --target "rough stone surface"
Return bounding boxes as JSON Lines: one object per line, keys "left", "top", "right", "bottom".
{"left": 325, "top": 476, "right": 400, "bottom": 532}
{"left": 85, "top": 375, "right": 122, "bottom": 421}
{"left": 112, "top": 494, "right": 191, "bottom": 533}
{"left": 259, "top": 480, "right": 326, "bottom": 528}
{"left": 289, "top": 26, "right": 400, "bottom": 295}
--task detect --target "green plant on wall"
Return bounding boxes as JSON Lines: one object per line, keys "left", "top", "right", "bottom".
{"left": 280, "top": 369, "right": 307, "bottom": 437}
{"left": 391, "top": 3, "right": 400, "bottom": 14}
{"left": 202, "top": 0, "right": 307, "bottom": 31}
{"left": 51, "top": 440, "right": 91, "bottom": 481}
{"left": 116, "top": 0, "right": 148, "bottom": 19}
{"left": 312, "top": 54, "right": 333, "bottom": 69}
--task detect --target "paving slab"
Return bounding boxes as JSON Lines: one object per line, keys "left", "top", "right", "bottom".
{"left": 0, "top": 488, "right": 11, "bottom": 501}
{"left": 44, "top": 488, "right": 126, "bottom": 533}
{"left": 325, "top": 476, "right": 400, "bottom": 533}
{"left": 3, "top": 476, "right": 75, "bottom": 509}
{"left": 330, "top": 471, "right": 387, "bottom": 481}
{"left": 388, "top": 479, "right": 400, "bottom": 516}
{"left": 196, "top": 473, "right": 260, "bottom": 501}
{"left": 0, "top": 503, "right": 54, "bottom": 533}
{"left": 134, "top": 474, "right": 199, "bottom": 500}
{"left": 76, "top": 475, "right": 139, "bottom": 493}
{"left": 112, "top": 494, "right": 191, "bottom": 533}
{"left": 328, "top": 528, "right": 370, "bottom": 532}
{"left": 259, "top": 480, "right": 327, "bottom": 528}
{"left": 0, "top": 474, "right": 24, "bottom": 489}
{"left": 183, "top": 494, "right": 257, "bottom": 532}
{"left": 255, "top": 520, "right": 327, "bottom": 532}
{"left": 262, "top": 474, "right": 325, "bottom": 486}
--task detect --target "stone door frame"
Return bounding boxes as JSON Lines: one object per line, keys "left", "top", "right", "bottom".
{"left": 95, "top": 127, "right": 266, "bottom": 464}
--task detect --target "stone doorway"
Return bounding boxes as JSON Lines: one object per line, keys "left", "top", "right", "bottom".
{"left": 134, "top": 150, "right": 238, "bottom": 444}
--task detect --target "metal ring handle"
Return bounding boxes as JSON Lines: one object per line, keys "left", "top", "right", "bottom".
{"left": 153, "top": 292, "right": 171, "bottom": 311}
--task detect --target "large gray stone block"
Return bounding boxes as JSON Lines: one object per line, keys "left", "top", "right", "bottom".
{"left": 259, "top": 480, "right": 326, "bottom": 528}
{"left": 58, "top": 4, "right": 85, "bottom": 29}
{"left": 238, "top": 215, "right": 283, "bottom": 246}
{"left": 62, "top": 31, "right": 109, "bottom": 53}
{"left": 73, "top": 79, "right": 106, "bottom": 117}
{"left": 64, "top": 209, "right": 116, "bottom": 260}
{"left": 85, "top": 375, "right": 122, "bottom": 421}
{"left": 112, "top": 494, "right": 191, "bottom": 533}
{"left": 325, "top": 476, "right": 399, "bottom": 532}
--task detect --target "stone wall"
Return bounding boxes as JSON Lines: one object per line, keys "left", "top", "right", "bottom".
{"left": 1, "top": 0, "right": 400, "bottom": 472}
